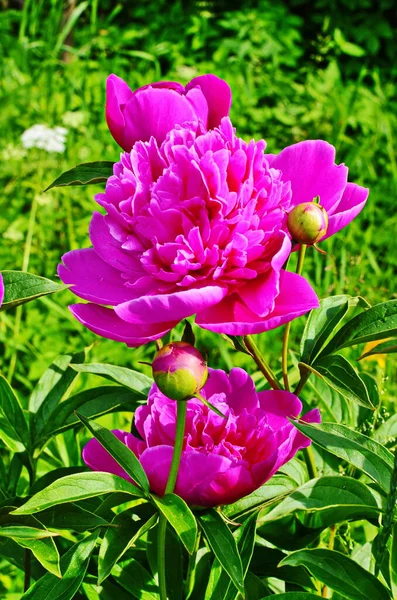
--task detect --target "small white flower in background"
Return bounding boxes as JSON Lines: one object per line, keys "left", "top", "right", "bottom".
{"left": 21, "top": 124, "right": 68, "bottom": 153}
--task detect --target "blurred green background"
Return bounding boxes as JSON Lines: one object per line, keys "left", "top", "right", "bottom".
{"left": 0, "top": 0, "right": 396, "bottom": 399}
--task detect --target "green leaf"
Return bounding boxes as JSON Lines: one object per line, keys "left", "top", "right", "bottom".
{"left": 17, "top": 536, "right": 61, "bottom": 577}
{"left": 320, "top": 300, "right": 397, "bottom": 355}
{"left": 269, "top": 594, "right": 325, "bottom": 599}
{"left": 0, "top": 375, "right": 30, "bottom": 452}
{"left": 152, "top": 493, "right": 198, "bottom": 554}
{"left": 98, "top": 506, "right": 157, "bottom": 584}
{"left": 38, "top": 503, "right": 109, "bottom": 531}
{"left": 70, "top": 362, "right": 152, "bottom": 395}
{"left": 359, "top": 339, "right": 397, "bottom": 360}
{"left": 223, "top": 514, "right": 257, "bottom": 600}
{"left": 198, "top": 510, "right": 244, "bottom": 595}
{"left": 279, "top": 548, "right": 391, "bottom": 600}
{"left": 112, "top": 558, "right": 160, "bottom": 599}
{"left": 21, "top": 531, "right": 99, "bottom": 599}
{"left": 76, "top": 412, "right": 150, "bottom": 493}
{"left": 12, "top": 472, "right": 144, "bottom": 515}
{"left": 30, "top": 350, "right": 86, "bottom": 439}
{"left": 293, "top": 421, "right": 394, "bottom": 492}
{"left": 390, "top": 523, "right": 397, "bottom": 599}
{"left": 303, "top": 354, "right": 373, "bottom": 409}
{"left": 44, "top": 161, "right": 114, "bottom": 191}
{"left": 258, "top": 476, "right": 383, "bottom": 528}
{"left": 223, "top": 474, "right": 297, "bottom": 517}
{"left": 0, "top": 526, "right": 59, "bottom": 539}
{"left": 0, "top": 271, "right": 67, "bottom": 311}
{"left": 301, "top": 295, "right": 354, "bottom": 364}
{"left": 38, "top": 385, "right": 140, "bottom": 444}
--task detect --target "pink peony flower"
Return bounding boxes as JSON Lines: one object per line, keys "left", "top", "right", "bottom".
{"left": 106, "top": 73, "right": 232, "bottom": 151}
{"left": 82, "top": 367, "right": 321, "bottom": 507}
{"left": 268, "top": 141, "right": 369, "bottom": 243}
{"left": 59, "top": 118, "right": 319, "bottom": 346}
{"left": 0, "top": 274, "right": 3, "bottom": 307}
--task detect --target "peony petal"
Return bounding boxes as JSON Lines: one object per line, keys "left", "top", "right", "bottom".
{"left": 122, "top": 87, "right": 199, "bottom": 150}
{"left": 196, "top": 271, "right": 318, "bottom": 335}
{"left": 105, "top": 74, "right": 134, "bottom": 150}
{"left": 270, "top": 140, "right": 348, "bottom": 214}
{"left": 69, "top": 303, "right": 177, "bottom": 346}
{"left": 186, "top": 74, "right": 232, "bottom": 129}
{"left": 323, "top": 182, "right": 369, "bottom": 240}
{"left": 288, "top": 408, "right": 321, "bottom": 455}
{"left": 82, "top": 430, "right": 133, "bottom": 480}
{"left": 89, "top": 212, "right": 141, "bottom": 275}
{"left": 139, "top": 445, "right": 253, "bottom": 507}
{"left": 115, "top": 285, "right": 228, "bottom": 325}
{"left": 258, "top": 390, "right": 303, "bottom": 429}
{"left": 58, "top": 248, "right": 132, "bottom": 306}
{"left": 0, "top": 273, "right": 3, "bottom": 307}
{"left": 225, "top": 368, "right": 260, "bottom": 414}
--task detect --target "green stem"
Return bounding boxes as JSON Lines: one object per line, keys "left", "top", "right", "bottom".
{"left": 184, "top": 530, "right": 201, "bottom": 597}
{"left": 374, "top": 447, "right": 397, "bottom": 576}
{"left": 157, "top": 400, "right": 187, "bottom": 600}
{"left": 7, "top": 192, "right": 39, "bottom": 382}
{"left": 281, "top": 244, "right": 307, "bottom": 392}
{"left": 244, "top": 334, "right": 281, "bottom": 390}
{"left": 304, "top": 445, "right": 318, "bottom": 480}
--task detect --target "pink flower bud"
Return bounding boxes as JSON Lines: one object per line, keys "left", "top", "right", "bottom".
{"left": 287, "top": 202, "right": 328, "bottom": 244}
{"left": 152, "top": 342, "right": 208, "bottom": 401}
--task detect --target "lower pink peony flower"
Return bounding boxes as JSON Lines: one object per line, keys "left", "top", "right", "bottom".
{"left": 0, "top": 274, "right": 3, "bottom": 307}
{"left": 82, "top": 368, "right": 320, "bottom": 507}
{"left": 59, "top": 118, "right": 319, "bottom": 346}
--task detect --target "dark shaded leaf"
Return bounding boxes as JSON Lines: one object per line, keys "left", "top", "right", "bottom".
{"left": 0, "top": 375, "right": 30, "bottom": 453}
{"left": 279, "top": 548, "right": 391, "bottom": 600}
{"left": 293, "top": 421, "right": 394, "bottom": 492}
{"left": 38, "top": 385, "right": 140, "bottom": 444}
{"left": 359, "top": 339, "right": 397, "bottom": 360}
{"left": 44, "top": 161, "right": 114, "bottom": 191}
{"left": 21, "top": 531, "right": 99, "bottom": 599}
{"left": 98, "top": 506, "right": 157, "bottom": 584}
{"left": 38, "top": 503, "right": 109, "bottom": 531}
{"left": 112, "top": 558, "right": 160, "bottom": 599}
{"left": 198, "top": 510, "right": 244, "bottom": 595}
{"left": 390, "top": 523, "right": 397, "bottom": 599}
{"left": 30, "top": 350, "right": 86, "bottom": 440}
{"left": 301, "top": 295, "right": 355, "bottom": 364}
{"left": 258, "top": 476, "right": 382, "bottom": 528}
{"left": 224, "top": 474, "right": 297, "bottom": 518}
{"left": 320, "top": 300, "right": 397, "bottom": 355}
{"left": 302, "top": 354, "right": 373, "bottom": 408}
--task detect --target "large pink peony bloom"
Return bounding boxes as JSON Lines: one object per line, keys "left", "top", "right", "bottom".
{"left": 268, "top": 141, "right": 369, "bottom": 243}
{"left": 59, "top": 118, "right": 319, "bottom": 345}
{"left": 0, "top": 274, "right": 3, "bottom": 307}
{"left": 83, "top": 367, "right": 320, "bottom": 507}
{"left": 106, "top": 73, "right": 232, "bottom": 151}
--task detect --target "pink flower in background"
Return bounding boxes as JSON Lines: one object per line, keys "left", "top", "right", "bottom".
{"left": 106, "top": 73, "right": 232, "bottom": 151}
{"left": 0, "top": 274, "right": 3, "bottom": 307}
{"left": 268, "top": 141, "right": 369, "bottom": 242}
{"left": 83, "top": 368, "right": 321, "bottom": 507}
{"left": 59, "top": 118, "right": 319, "bottom": 346}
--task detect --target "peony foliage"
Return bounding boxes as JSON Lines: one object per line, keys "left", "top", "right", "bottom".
{"left": 0, "top": 73, "right": 396, "bottom": 600}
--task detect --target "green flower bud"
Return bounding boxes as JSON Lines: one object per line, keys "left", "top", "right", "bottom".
{"left": 152, "top": 341, "right": 208, "bottom": 401}
{"left": 287, "top": 202, "right": 328, "bottom": 244}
